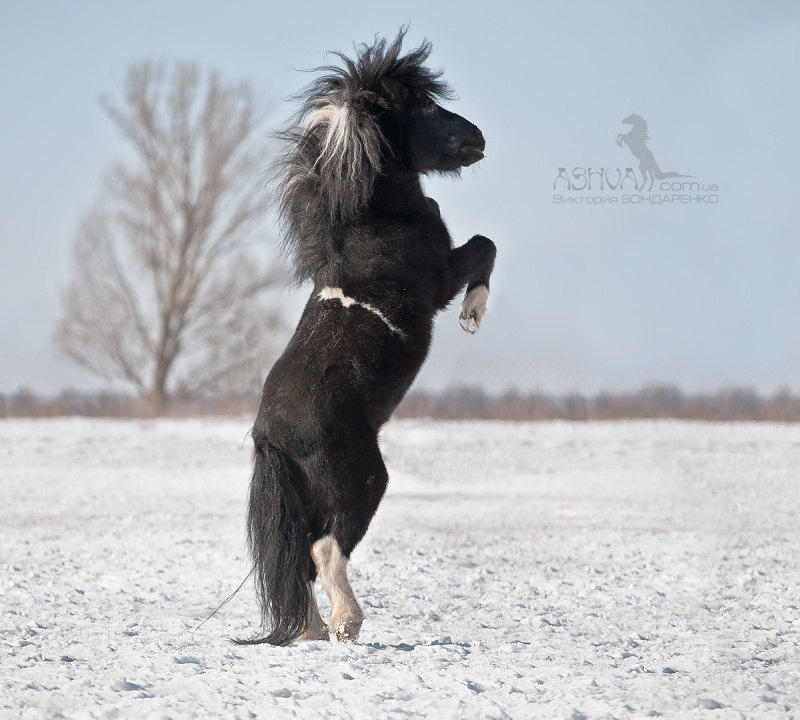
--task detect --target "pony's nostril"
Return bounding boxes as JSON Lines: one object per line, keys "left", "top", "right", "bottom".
{"left": 466, "top": 127, "right": 485, "bottom": 153}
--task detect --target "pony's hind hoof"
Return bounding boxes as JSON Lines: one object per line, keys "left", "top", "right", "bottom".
{"left": 299, "top": 626, "right": 329, "bottom": 641}
{"left": 329, "top": 619, "right": 362, "bottom": 644}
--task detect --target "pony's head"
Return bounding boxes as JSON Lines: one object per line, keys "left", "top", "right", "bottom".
{"left": 275, "top": 30, "right": 485, "bottom": 283}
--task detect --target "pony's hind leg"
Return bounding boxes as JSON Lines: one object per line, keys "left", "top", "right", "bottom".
{"left": 308, "top": 422, "right": 388, "bottom": 643}
{"left": 299, "top": 581, "right": 328, "bottom": 640}
{"left": 311, "top": 536, "right": 364, "bottom": 643}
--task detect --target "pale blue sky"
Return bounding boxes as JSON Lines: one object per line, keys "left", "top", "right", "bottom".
{"left": 1, "top": 1, "right": 799, "bottom": 395}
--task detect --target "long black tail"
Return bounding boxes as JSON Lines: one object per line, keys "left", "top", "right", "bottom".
{"left": 235, "top": 443, "right": 312, "bottom": 646}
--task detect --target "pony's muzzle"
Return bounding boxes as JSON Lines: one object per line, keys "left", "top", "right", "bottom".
{"left": 458, "top": 127, "right": 485, "bottom": 166}
{"left": 460, "top": 145, "right": 485, "bottom": 166}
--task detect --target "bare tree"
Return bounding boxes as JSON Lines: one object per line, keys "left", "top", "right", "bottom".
{"left": 56, "top": 60, "right": 284, "bottom": 410}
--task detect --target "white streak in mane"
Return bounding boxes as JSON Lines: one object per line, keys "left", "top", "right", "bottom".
{"left": 304, "top": 99, "right": 384, "bottom": 190}
{"left": 307, "top": 103, "right": 358, "bottom": 179}
{"left": 318, "top": 286, "right": 404, "bottom": 337}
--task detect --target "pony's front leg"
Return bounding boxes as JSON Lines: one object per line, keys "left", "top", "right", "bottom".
{"left": 450, "top": 234, "right": 496, "bottom": 334}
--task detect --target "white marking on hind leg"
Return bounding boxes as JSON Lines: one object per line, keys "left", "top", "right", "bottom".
{"left": 459, "top": 284, "right": 490, "bottom": 334}
{"left": 299, "top": 581, "right": 328, "bottom": 641}
{"left": 311, "top": 536, "right": 364, "bottom": 643}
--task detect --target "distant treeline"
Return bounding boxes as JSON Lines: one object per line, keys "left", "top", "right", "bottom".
{"left": 395, "top": 385, "right": 800, "bottom": 422}
{"left": 0, "top": 389, "right": 253, "bottom": 419}
{"left": 3, "top": 385, "right": 800, "bottom": 422}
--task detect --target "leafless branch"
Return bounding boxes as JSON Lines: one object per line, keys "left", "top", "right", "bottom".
{"left": 56, "top": 60, "right": 283, "bottom": 410}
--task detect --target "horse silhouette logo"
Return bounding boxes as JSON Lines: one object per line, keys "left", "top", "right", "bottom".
{"left": 616, "top": 113, "right": 693, "bottom": 191}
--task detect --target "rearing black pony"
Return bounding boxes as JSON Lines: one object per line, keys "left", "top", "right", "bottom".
{"left": 241, "top": 32, "right": 496, "bottom": 646}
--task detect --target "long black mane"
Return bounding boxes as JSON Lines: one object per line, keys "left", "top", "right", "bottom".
{"left": 275, "top": 31, "right": 453, "bottom": 284}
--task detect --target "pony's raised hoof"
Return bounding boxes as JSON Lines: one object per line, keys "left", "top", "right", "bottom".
{"left": 459, "top": 284, "right": 490, "bottom": 334}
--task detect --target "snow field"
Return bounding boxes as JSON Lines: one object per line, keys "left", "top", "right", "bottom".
{"left": 1, "top": 418, "right": 799, "bottom": 718}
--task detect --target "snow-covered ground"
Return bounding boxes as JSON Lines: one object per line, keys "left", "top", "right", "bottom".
{"left": 1, "top": 417, "right": 799, "bottom": 719}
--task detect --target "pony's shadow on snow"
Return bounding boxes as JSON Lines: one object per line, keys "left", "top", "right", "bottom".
{"left": 365, "top": 637, "right": 472, "bottom": 653}
{"left": 364, "top": 636, "right": 533, "bottom": 654}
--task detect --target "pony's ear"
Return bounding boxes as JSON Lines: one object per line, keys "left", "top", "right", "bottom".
{"left": 353, "top": 89, "right": 387, "bottom": 112}
{"left": 380, "top": 76, "right": 408, "bottom": 104}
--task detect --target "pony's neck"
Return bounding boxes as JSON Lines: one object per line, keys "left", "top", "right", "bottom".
{"left": 370, "top": 168, "right": 427, "bottom": 215}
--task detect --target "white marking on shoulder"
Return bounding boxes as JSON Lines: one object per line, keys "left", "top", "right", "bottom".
{"left": 318, "top": 286, "right": 356, "bottom": 307}
{"left": 318, "top": 286, "right": 405, "bottom": 337}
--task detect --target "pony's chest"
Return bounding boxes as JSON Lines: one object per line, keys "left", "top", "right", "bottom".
{"left": 344, "top": 217, "right": 450, "bottom": 268}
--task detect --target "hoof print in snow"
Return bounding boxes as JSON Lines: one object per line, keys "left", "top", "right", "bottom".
{"left": 698, "top": 698, "right": 723, "bottom": 710}
{"left": 174, "top": 655, "right": 202, "bottom": 665}
{"left": 112, "top": 680, "right": 144, "bottom": 693}
{"left": 466, "top": 680, "right": 485, "bottom": 694}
